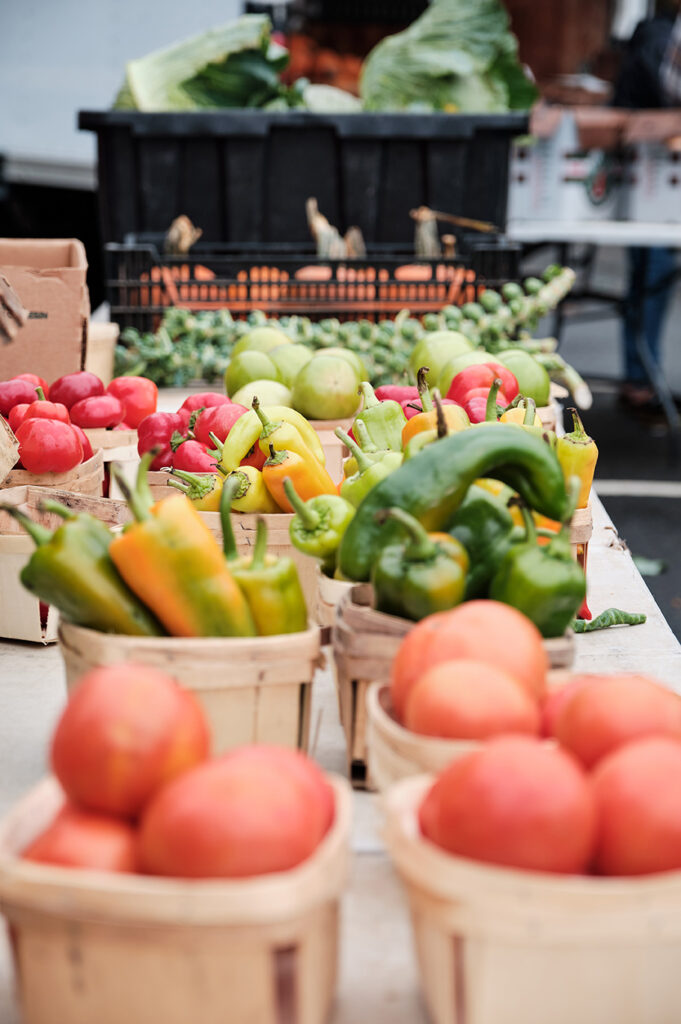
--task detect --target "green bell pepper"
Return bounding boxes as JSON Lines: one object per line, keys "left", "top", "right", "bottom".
{"left": 336, "top": 428, "right": 403, "bottom": 508}
{"left": 447, "top": 484, "right": 521, "bottom": 599}
{"left": 283, "top": 477, "right": 355, "bottom": 575}
{"left": 353, "top": 381, "right": 406, "bottom": 452}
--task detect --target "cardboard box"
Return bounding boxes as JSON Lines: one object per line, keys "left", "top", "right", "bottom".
{"left": 0, "top": 239, "right": 89, "bottom": 382}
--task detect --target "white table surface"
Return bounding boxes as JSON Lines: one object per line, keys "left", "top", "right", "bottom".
{"left": 507, "top": 219, "right": 681, "bottom": 248}
{"left": 0, "top": 464, "right": 679, "bottom": 1022}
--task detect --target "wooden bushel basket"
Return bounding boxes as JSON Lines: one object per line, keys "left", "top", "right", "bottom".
{"left": 366, "top": 683, "right": 481, "bottom": 792}
{"left": 58, "top": 621, "right": 322, "bottom": 755}
{"left": 333, "top": 585, "right": 574, "bottom": 790}
{"left": 146, "top": 472, "right": 319, "bottom": 611}
{"left": 384, "top": 774, "right": 681, "bottom": 1024}
{"left": 315, "top": 567, "right": 353, "bottom": 631}
{"left": 1, "top": 449, "right": 105, "bottom": 496}
{"left": 0, "top": 486, "right": 130, "bottom": 643}
{"left": 0, "top": 775, "right": 351, "bottom": 1024}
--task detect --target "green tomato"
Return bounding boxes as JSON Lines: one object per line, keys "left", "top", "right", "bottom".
{"left": 231, "top": 379, "right": 293, "bottom": 408}
{"left": 232, "top": 326, "right": 291, "bottom": 356}
{"left": 497, "top": 349, "right": 551, "bottom": 406}
{"left": 438, "top": 350, "right": 499, "bottom": 397}
{"left": 269, "top": 344, "right": 313, "bottom": 387}
{"left": 292, "top": 355, "right": 361, "bottom": 420}
{"left": 317, "top": 347, "right": 369, "bottom": 382}
{"left": 408, "top": 331, "right": 473, "bottom": 388}
{"left": 224, "top": 351, "right": 280, "bottom": 398}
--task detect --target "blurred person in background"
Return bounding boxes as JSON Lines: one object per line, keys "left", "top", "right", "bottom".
{"left": 614, "top": 0, "right": 679, "bottom": 415}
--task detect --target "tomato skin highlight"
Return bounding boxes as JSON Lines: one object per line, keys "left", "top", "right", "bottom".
{"left": 15, "top": 419, "right": 83, "bottom": 474}
{"left": 22, "top": 804, "right": 138, "bottom": 873}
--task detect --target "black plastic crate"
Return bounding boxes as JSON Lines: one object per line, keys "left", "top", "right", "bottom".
{"left": 79, "top": 110, "right": 527, "bottom": 247}
{"left": 106, "top": 237, "right": 521, "bottom": 332}
{"left": 295, "top": 0, "right": 427, "bottom": 23}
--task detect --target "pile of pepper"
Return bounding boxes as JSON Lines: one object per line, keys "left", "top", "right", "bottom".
{"left": 283, "top": 368, "right": 599, "bottom": 638}
{"left": 2, "top": 454, "right": 308, "bottom": 639}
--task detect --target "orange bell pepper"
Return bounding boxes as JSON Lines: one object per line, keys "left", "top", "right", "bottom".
{"left": 262, "top": 444, "right": 337, "bottom": 512}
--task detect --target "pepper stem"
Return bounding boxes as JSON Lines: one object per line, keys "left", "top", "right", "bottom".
{"left": 0, "top": 506, "right": 52, "bottom": 546}
{"left": 374, "top": 507, "right": 436, "bottom": 561}
{"left": 359, "top": 381, "right": 379, "bottom": 409}
{"left": 251, "top": 518, "right": 268, "bottom": 570}
{"left": 568, "top": 407, "right": 590, "bottom": 441}
{"left": 417, "top": 367, "right": 433, "bottom": 412}
{"left": 38, "top": 500, "right": 76, "bottom": 519}
{"left": 265, "top": 443, "right": 288, "bottom": 467}
{"left": 283, "top": 477, "right": 320, "bottom": 529}
{"left": 485, "top": 379, "right": 503, "bottom": 422}
{"left": 35, "top": 386, "right": 46, "bottom": 402}
{"left": 166, "top": 477, "right": 190, "bottom": 496}
{"left": 169, "top": 469, "right": 217, "bottom": 500}
{"left": 335, "top": 428, "right": 370, "bottom": 473}
{"left": 252, "top": 396, "right": 278, "bottom": 438}
{"left": 354, "top": 420, "right": 378, "bottom": 454}
{"left": 220, "top": 474, "right": 243, "bottom": 561}
{"left": 112, "top": 451, "right": 155, "bottom": 522}
{"left": 509, "top": 498, "right": 537, "bottom": 545}
{"left": 523, "top": 398, "right": 537, "bottom": 425}
{"left": 433, "top": 390, "right": 448, "bottom": 439}
{"left": 208, "top": 432, "right": 225, "bottom": 459}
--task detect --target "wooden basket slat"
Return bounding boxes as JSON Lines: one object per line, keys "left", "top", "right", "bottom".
{"left": 0, "top": 776, "right": 350, "bottom": 1024}
{"left": 1, "top": 450, "right": 105, "bottom": 495}
{"left": 58, "top": 621, "right": 321, "bottom": 755}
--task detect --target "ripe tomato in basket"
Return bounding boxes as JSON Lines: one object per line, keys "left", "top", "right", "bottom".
{"left": 15, "top": 419, "right": 83, "bottom": 474}
{"left": 22, "top": 804, "right": 138, "bottom": 873}
{"left": 107, "top": 376, "right": 158, "bottom": 429}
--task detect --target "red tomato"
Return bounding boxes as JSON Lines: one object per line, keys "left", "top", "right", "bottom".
{"left": 8, "top": 403, "right": 30, "bottom": 433}
{"left": 139, "top": 745, "right": 333, "bottom": 878}
{"left": 179, "top": 392, "right": 230, "bottom": 414}
{"left": 12, "top": 373, "right": 49, "bottom": 398}
{"left": 555, "top": 675, "right": 681, "bottom": 769}
{"left": 419, "top": 736, "right": 596, "bottom": 874}
{"left": 0, "top": 379, "right": 38, "bottom": 417}
{"left": 70, "top": 394, "right": 125, "bottom": 429}
{"left": 592, "top": 738, "right": 681, "bottom": 875}
{"left": 391, "top": 601, "right": 548, "bottom": 723}
{"left": 22, "top": 804, "right": 138, "bottom": 872}
{"left": 404, "top": 660, "right": 540, "bottom": 739}
{"left": 171, "top": 439, "right": 217, "bottom": 473}
{"left": 51, "top": 663, "right": 210, "bottom": 819}
{"left": 16, "top": 419, "right": 83, "bottom": 474}
{"left": 22, "top": 394, "right": 70, "bottom": 426}
{"left": 70, "top": 424, "right": 94, "bottom": 462}
{"left": 49, "top": 371, "right": 104, "bottom": 410}
{"left": 107, "top": 376, "right": 158, "bottom": 429}
{"left": 193, "top": 403, "right": 248, "bottom": 446}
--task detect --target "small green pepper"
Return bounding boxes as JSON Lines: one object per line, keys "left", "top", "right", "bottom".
{"left": 353, "top": 381, "right": 407, "bottom": 452}
{"left": 336, "top": 428, "right": 403, "bottom": 508}
{"left": 342, "top": 419, "right": 390, "bottom": 478}
{"left": 489, "top": 482, "right": 586, "bottom": 637}
{"left": 371, "top": 508, "right": 468, "bottom": 621}
{"left": 3, "top": 500, "right": 164, "bottom": 636}
{"left": 283, "top": 477, "right": 355, "bottom": 575}
{"left": 220, "top": 484, "right": 308, "bottom": 635}
{"left": 447, "top": 484, "right": 521, "bottom": 599}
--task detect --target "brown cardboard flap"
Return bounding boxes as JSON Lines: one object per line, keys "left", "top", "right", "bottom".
{"left": 0, "top": 238, "right": 89, "bottom": 383}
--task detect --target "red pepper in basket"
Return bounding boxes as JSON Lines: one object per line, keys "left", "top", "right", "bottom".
{"left": 192, "top": 403, "right": 247, "bottom": 446}
{"left": 49, "top": 372, "right": 104, "bottom": 410}
{"left": 0, "top": 379, "right": 38, "bottom": 417}
{"left": 13, "top": 373, "right": 49, "bottom": 398}
{"left": 446, "top": 363, "right": 519, "bottom": 406}
{"left": 8, "top": 404, "right": 30, "bottom": 432}
{"left": 107, "top": 376, "right": 158, "bottom": 429}
{"left": 375, "top": 384, "right": 419, "bottom": 404}
{"left": 22, "top": 387, "right": 70, "bottom": 426}
{"left": 70, "top": 395, "right": 125, "bottom": 429}
{"left": 179, "top": 392, "right": 230, "bottom": 414}
{"left": 138, "top": 412, "right": 188, "bottom": 470}
{"left": 15, "top": 419, "right": 83, "bottom": 474}
{"left": 71, "top": 425, "right": 94, "bottom": 462}
{"left": 464, "top": 379, "right": 508, "bottom": 424}
{"left": 170, "top": 435, "right": 218, "bottom": 473}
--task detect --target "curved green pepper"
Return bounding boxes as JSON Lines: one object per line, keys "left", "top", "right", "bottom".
{"left": 284, "top": 477, "right": 355, "bottom": 575}
{"left": 353, "top": 381, "right": 407, "bottom": 452}
{"left": 337, "top": 424, "right": 569, "bottom": 582}
{"left": 336, "top": 428, "right": 403, "bottom": 508}
{"left": 447, "top": 484, "right": 521, "bottom": 599}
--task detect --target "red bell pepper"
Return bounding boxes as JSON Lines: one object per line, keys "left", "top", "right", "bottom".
{"left": 8, "top": 404, "right": 30, "bottom": 433}
{"left": 192, "top": 403, "right": 247, "bottom": 446}
{"left": 446, "top": 363, "right": 519, "bottom": 406}
{"left": 49, "top": 371, "right": 104, "bottom": 410}
{"left": 13, "top": 373, "right": 49, "bottom": 398}
{"left": 137, "top": 412, "right": 188, "bottom": 470}
{"left": 463, "top": 379, "right": 508, "bottom": 424}
{"left": 375, "top": 384, "right": 419, "bottom": 404}
{"left": 107, "top": 376, "right": 158, "bottom": 428}
{"left": 22, "top": 388, "right": 70, "bottom": 426}
{"left": 0, "top": 379, "right": 39, "bottom": 417}
{"left": 71, "top": 425, "right": 94, "bottom": 462}
{"left": 170, "top": 434, "right": 218, "bottom": 473}
{"left": 70, "top": 394, "right": 125, "bottom": 429}
{"left": 15, "top": 419, "right": 83, "bottom": 474}
{"left": 179, "top": 392, "right": 231, "bottom": 414}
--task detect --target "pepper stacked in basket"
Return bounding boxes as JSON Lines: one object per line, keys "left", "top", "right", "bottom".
{"left": 0, "top": 370, "right": 158, "bottom": 474}
{"left": 2, "top": 453, "right": 308, "bottom": 638}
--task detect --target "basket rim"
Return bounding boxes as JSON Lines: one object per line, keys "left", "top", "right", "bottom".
{"left": 0, "top": 775, "right": 351, "bottom": 924}
{"left": 58, "top": 618, "right": 322, "bottom": 654}
{"left": 367, "top": 681, "right": 480, "bottom": 760}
